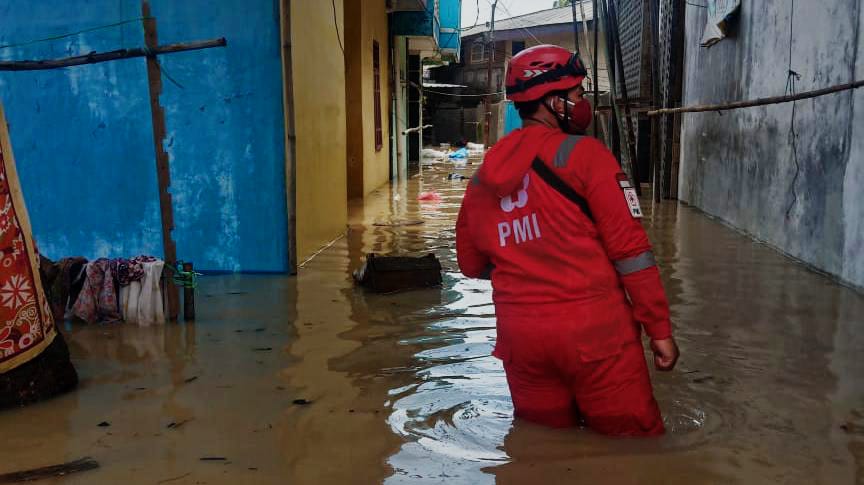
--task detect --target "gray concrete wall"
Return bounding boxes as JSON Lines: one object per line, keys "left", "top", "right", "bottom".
{"left": 679, "top": 0, "right": 864, "bottom": 289}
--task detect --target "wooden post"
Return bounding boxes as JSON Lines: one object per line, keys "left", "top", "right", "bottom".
{"left": 142, "top": 1, "right": 179, "bottom": 321}
{"left": 570, "top": 0, "right": 581, "bottom": 55}
{"left": 483, "top": 0, "right": 498, "bottom": 148}
{"left": 649, "top": 0, "right": 662, "bottom": 202}
{"left": 279, "top": 0, "right": 298, "bottom": 274}
{"left": 182, "top": 262, "right": 195, "bottom": 321}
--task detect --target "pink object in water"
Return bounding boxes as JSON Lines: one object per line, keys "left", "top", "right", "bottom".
{"left": 417, "top": 191, "right": 442, "bottom": 202}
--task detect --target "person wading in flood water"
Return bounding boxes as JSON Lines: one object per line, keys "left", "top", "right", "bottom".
{"left": 456, "top": 45, "right": 679, "bottom": 436}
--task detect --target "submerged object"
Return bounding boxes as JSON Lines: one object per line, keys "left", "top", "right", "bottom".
{"left": 353, "top": 254, "right": 443, "bottom": 293}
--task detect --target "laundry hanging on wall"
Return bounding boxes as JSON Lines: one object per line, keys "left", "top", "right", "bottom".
{"left": 59, "top": 256, "right": 168, "bottom": 326}
{"left": 701, "top": 0, "right": 742, "bottom": 47}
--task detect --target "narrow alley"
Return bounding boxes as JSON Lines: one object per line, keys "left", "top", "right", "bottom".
{"left": 1, "top": 157, "right": 861, "bottom": 484}
{"left": 2, "top": 1, "right": 864, "bottom": 484}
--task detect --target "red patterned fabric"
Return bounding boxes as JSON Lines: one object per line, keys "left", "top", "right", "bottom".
{"left": 0, "top": 105, "right": 56, "bottom": 373}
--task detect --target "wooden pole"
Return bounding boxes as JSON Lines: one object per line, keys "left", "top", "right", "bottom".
{"left": 0, "top": 38, "right": 226, "bottom": 71}
{"left": 649, "top": 0, "right": 662, "bottom": 202}
{"left": 279, "top": 0, "right": 298, "bottom": 274}
{"left": 577, "top": 2, "right": 594, "bottom": 96}
{"left": 570, "top": 0, "right": 581, "bottom": 55}
{"left": 648, "top": 79, "right": 864, "bottom": 117}
{"left": 182, "top": 262, "right": 195, "bottom": 321}
{"left": 483, "top": 0, "right": 498, "bottom": 148}
{"left": 142, "top": 1, "right": 179, "bottom": 322}
{"left": 606, "top": 0, "right": 641, "bottom": 195}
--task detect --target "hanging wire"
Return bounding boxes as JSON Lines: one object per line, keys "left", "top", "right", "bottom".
{"left": 0, "top": 17, "right": 153, "bottom": 50}
{"left": 331, "top": 0, "right": 345, "bottom": 54}
{"left": 424, "top": 88, "right": 506, "bottom": 97}
{"left": 493, "top": 0, "right": 543, "bottom": 45}
{"left": 785, "top": 0, "right": 800, "bottom": 219}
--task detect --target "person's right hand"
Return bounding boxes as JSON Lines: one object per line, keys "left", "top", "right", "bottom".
{"left": 650, "top": 337, "right": 679, "bottom": 371}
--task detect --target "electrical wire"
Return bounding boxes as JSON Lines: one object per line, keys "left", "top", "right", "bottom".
{"left": 0, "top": 17, "right": 153, "bottom": 50}
{"left": 493, "top": 0, "right": 543, "bottom": 45}
{"left": 785, "top": 0, "right": 800, "bottom": 219}
{"left": 331, "top": 0, "right": 345, "bottom": 54}
{"left": 424, "top": 88, "right": 506, "bottom": 97}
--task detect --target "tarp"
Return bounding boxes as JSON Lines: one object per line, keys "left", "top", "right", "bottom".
{"left": 701, "top": 0, "right": 742, "bottom": 47}
{"left": 0, "top": 102, "right": 56, "bottom": 374}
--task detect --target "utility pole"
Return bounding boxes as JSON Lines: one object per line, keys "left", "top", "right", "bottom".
{"left": 484, "top": 0, "right": 498, "bottom": 148}
{"left": 570, "top": 0, "right": 581, "bottom": 55}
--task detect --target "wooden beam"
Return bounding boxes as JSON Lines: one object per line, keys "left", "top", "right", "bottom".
{"left": 648, "top": 79, "right": 864, "bottom": 117}
{"left": 142, "top": 1, "right": 179, "bottom": 321}
{"left": 0, "top": 38, "right": 226, "bottom": 71}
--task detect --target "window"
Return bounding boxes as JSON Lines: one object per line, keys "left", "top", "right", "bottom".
{"left": 512, "top": 41, "right": 526, "bottom": 56}
{"left": 373, "top": 40, "right": 383, "bottom": 152}
{"left": 470, "top": 42, "right": 486, "bottom": 64}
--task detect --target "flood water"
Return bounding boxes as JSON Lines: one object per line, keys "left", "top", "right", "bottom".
{"left": 1, "top": 157, "right": 863, "bottom": 484}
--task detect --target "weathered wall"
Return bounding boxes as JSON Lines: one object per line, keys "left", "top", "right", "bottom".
{"left": 345, "top": 0, "right": 391, "bottom": 199}
{"left": 679, "top": 0, "right": 864, "bottom": 289}
{"left": 0, "top": 0, "right": 288, "bottom": 272}
{"left": 292, "top": 0, "right": 348, "bottom": 261}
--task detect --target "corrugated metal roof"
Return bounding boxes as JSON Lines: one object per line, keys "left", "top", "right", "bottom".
{"left": 461, "top": 3, "right": 594, "bottom": 39}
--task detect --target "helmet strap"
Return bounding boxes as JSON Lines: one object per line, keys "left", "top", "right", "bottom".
{"left": 546, "top": 95, "right": 572, "bottom": 131}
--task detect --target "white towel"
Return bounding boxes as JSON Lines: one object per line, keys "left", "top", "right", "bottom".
{"left": 120, "top": 260, "right": 165, "bottom": 326}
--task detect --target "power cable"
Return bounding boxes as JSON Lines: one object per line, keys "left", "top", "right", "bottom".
{"left": 0, "top": 17, "right": 153, "bottom": 50}
{"left": 331, "top": 0, "right": 344, "bottom": 54}
{"left": 493, "top": 0, "right": 543, "bottom": 45}
{"left": 785, "top": 0, "right": 800, "bottom": 219}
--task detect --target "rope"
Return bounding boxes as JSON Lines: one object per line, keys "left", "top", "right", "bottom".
{"left": 166, "top": 261, "right": 201, "bottom": 289}
{"left": 0, "top": 17, "right": 153, "bottom": 50}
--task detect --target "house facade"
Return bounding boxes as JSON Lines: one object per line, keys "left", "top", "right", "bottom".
{"left": 0, "top": 0, "right": 459, "bottom": 273}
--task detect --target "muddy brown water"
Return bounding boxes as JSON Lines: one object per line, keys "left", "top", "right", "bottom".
{"left": 1, "top": 158, "right": 863, "bottom": 484}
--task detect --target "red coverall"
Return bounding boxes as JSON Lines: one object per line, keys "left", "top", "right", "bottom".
{"left": 456, "top": 125, "right": 672, "bottom": 436}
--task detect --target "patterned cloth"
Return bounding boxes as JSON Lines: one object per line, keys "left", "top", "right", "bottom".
{"left": 0, "top": 103, "right": 57, "bottom": 373}
{"left": 71, "top": 259, "right": 121, "bottom": 324}
{"left": 41, "top": 256, "right": 88, "bottom": 322}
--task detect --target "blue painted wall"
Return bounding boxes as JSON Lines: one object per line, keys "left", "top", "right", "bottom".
{"left": 503, "top": 101, "right": 522, "bottom": 136}
{"left": 438, "top": 0, "right": 461, "bottom": 54}
{"left": 0, "top": 0, "right": 288, "bottom": 272}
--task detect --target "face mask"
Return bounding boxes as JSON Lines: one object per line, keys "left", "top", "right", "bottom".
{"left": 562, "top": 97, "right": 593, "bottom": 133}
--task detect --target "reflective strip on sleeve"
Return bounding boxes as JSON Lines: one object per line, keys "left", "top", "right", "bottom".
{"left": 613, "top": 251, "right": 657, "bottom": 275}
{"left": 553, "top": 135, "right": 583, "bottom": 167}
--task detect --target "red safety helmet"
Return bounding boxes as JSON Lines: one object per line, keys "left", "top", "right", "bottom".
{"left": 505, "top": 45, "right": 588, "bottom": 102}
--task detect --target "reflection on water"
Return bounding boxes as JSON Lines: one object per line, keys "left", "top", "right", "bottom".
{"left": 0, "top": 155, "right": 863, "bottom": 484}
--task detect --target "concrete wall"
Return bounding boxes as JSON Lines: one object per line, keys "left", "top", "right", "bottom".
{"left": 292, "top": 0, "right": 348, "bottom": 262}
{"left": 0, "top": 0, "right": 288, "bottom": 272}
{"left": 345, "top": 0, "right": 391, "bottom": 199}
{"left": 679, "top": 0, "right": 864, "bottom": 289}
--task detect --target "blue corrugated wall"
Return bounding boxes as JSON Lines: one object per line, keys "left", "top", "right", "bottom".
{"left": 0, "top": 0, "right": 288, "bottom": 272}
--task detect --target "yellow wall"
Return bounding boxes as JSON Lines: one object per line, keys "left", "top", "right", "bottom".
{"left": 291, "top": 0, "right": 348, "bottom": 262}
{"left": 345, "top": 0, "right": 391, "bottom": 199}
